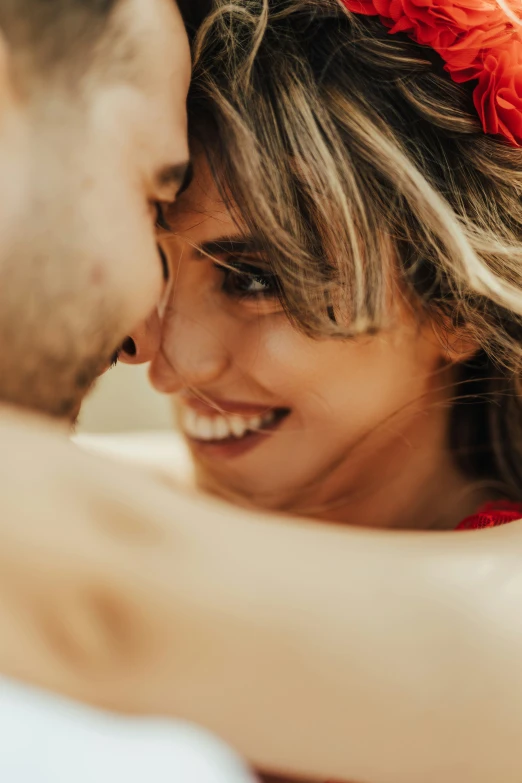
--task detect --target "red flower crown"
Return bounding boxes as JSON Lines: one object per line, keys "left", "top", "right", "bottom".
{"left": 339, "top": 0, "right": 522, "bottom": 146}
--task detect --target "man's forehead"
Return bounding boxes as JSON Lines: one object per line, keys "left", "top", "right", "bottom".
{"left": 110, "top": 0, "right": 190, "bottom": 175}
{"left": 126, "top": 0, "right": 191, "bottom": 113}
{"left": 123, "top": 0, "right": 191, "bottom": 66}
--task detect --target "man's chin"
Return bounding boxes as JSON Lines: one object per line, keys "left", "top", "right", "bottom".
{"left": 69, "top": 373, "right": 104, "bottom": 428}
{"left": 0, "top": 341, "right": 119, "bottom": 423}
{"left": 69, "top": 401, "right": 83, "bottom": 427}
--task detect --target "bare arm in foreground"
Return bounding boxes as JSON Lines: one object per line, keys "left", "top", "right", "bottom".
{"left": 0, "top": 408, "right": 521, "bottom": 783}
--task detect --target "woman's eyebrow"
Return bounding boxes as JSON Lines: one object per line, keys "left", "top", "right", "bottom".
{"left": 195, "top": 236, "right": 261, "bottom": 259}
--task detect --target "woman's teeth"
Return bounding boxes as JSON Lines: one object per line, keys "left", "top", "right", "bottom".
{"left": 181, "top": 408, "right": 278, "bottom": 442}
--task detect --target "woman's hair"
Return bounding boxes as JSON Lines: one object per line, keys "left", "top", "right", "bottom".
{"left": 183, "top": 0, "right": 522, "bottom": 500}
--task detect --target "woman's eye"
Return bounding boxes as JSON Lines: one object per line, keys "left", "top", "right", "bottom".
{"left": 155, "top": 202, "right": 172, "bottom": 233}
{"left": 158, "top": 244, "right": 169, "bottom": 282}
{"left": 218, "top": 262, "right": 279, "bottom": 300}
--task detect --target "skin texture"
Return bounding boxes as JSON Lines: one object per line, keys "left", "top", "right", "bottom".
{"left": 0, "top": 5, "right": 521, "bottom": 783}
{"left": 123, "top": 155, "right": 486, "bottom": 532}
{"left": 1, "top": 407, "right": 522, "bottom": 783}
{"left": 0, "top": 0, "right": 191, "bottom": 418}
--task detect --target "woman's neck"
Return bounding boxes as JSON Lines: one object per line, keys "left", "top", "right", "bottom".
{"left": 281, "top": 402, "right": 489, "bottom": 531}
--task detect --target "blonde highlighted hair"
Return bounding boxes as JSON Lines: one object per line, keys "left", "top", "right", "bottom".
{"left": 179, "top": 0, "right": 522, "bottom": 499}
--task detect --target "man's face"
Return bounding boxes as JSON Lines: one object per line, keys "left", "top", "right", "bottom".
{"left": 0, "top": 0, "right": 190, "bottom": 418}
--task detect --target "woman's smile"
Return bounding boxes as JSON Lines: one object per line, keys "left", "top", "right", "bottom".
{"left": 177, "top": 395, "right": 291, "bottom": 460}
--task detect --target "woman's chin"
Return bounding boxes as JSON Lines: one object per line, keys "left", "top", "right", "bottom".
{"left": 192, "top": 457, "right": 313, "bottom": 514}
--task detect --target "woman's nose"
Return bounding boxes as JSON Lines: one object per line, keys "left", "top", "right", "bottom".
{"left": 149, "top": 308, "right": 231, "bottom": 394}
{"left": 118, "top": 311, "right": 162, "bottom": 365}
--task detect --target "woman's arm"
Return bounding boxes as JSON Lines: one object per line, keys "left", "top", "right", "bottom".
{"left": 0, "top": 408, "right": 520, "bottom": 783}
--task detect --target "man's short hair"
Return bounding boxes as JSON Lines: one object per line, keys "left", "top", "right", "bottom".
{"left": 0, "top": 0, "right": 125, "bottom": 87}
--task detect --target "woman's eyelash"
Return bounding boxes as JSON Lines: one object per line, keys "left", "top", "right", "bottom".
{"left": 214, "top": 259, "right": 280, "bottom": 299}
{"left": 155, "top": 202, "right": 172, "bottom": 233}
{"left": 158, "top": 244, "right": 169, "bottom": 282}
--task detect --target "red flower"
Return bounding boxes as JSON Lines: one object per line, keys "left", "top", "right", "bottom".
{"left": 474, "top": 39, "right": 522, "bottom": 145}
{"left": 342, "top": 0, "right": 382, "bottom": 15}
{"left": 339, "top": 0, "right": 522, "bottom": 146}
{"left": 342, "top": 0, "right": 504, "bottom": 42}
{"left": 387, "top": 0, "right": 499, "bottom": 46}
{"left": 443, "top": 17, "right": 515, "bottom": 80}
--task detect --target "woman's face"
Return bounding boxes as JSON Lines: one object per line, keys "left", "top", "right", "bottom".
{"left": 149, "top": 158, "right": 467, "bottom": 525}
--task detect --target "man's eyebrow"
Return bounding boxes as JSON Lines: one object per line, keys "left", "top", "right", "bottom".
{"left": 196, "top": 237, "right": 262, "bottom": 259}
{"left": 155, "top": 161, "right": 193, "bottom": 196}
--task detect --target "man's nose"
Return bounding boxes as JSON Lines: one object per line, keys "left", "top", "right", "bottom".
{"left": 119, "top": 311, "right": 162, "bottom": 365}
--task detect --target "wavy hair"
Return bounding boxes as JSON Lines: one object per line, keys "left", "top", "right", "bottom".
{"left": 182, "top": 0, "right": 522, "bottom": 500}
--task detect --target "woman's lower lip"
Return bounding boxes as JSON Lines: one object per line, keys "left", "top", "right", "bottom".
{"left": 186, "top": 415, "right": 288, "bottom": 460}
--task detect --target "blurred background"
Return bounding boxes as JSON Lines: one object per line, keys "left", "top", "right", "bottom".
{"left": 78, "top": 364, "right": 172, "bottom": 434}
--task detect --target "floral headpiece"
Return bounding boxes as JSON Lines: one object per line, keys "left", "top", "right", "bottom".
{"left": 339, "top": 0, "right": 522, "bottom": 146}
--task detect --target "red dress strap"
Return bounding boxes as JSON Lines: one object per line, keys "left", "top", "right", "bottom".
{"left": 456, "top": 501, "right": 522, "bottom": 531}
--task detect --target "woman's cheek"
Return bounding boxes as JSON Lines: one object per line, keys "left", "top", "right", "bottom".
{"left": 251, "top": 320, "right": 320, "bottom": 392}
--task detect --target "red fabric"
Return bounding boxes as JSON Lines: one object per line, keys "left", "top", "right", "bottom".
{"left": 455, "top": 500, "right": 522, "bottom": 530}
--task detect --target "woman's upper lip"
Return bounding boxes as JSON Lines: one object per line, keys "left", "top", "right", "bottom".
{"left": 180, "top": 395, "right": 279, "bottom": 417}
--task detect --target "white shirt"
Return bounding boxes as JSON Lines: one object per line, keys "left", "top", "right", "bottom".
{"left": 0, "top": 678, "right": 255, "bottom": 783}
